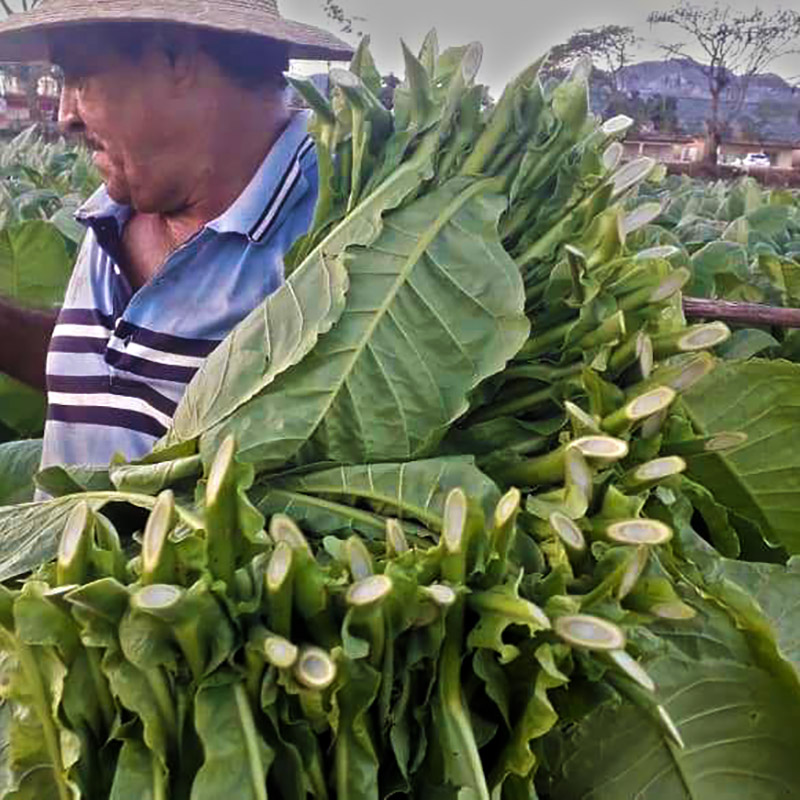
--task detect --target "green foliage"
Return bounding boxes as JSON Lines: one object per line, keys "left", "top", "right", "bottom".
{"left": 0, "top": 127, "right": 100, "bottom": 439}
{"left": 680, "top": 359, "right": 800, "bottom": 555}
{"left": 0, "top": 440, "right": 41, "bottom": 505}
{"left": 0, "top": 29, "right": 799, "bottom": 800}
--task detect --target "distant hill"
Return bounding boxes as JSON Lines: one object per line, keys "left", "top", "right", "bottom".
{"left": 289, "top": 59, "right": 800, "bottom": 144}
{"left": 590, "top": 58, "right": 800, "bottom": 143}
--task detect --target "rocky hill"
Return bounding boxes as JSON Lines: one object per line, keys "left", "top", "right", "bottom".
{"left": 594, "top": 58, "right": 800, "bottom": 142}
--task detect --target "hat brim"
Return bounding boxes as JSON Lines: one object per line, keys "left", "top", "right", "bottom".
{"left": 0, "top": 2, "right": 355, "bottom": 63}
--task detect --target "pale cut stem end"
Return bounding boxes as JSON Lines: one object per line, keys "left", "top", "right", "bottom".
{"left": 264, "top": 636, "right": 299, "bottom": 669}
{"left": 668, "top": 353, "right": 716, "bottom": 393}
{"left": 570, "top": 435, "right": 629, "bottom": 463}
{"left": 649, "top": 267, "right": 690, "bottom": 303}
{"left": 617, "top": 546, "right": 650, "bottom": 601}
{"left": 495, "top": 488, "right": 521, "bottom": 529}
{"left": 651, "top": 601, "right": 696, "bottom": 620}
{"left": 206, "top": 435, "right": 236, "bottom": 506}
{"left": 269, "top": 514, "right": 311, "bottom": 553}
{"left": 420, "top": 583, "right": 457, "bottom": 608}
{"left": 607, "top": 519, "right": 673, "bottom": 546}
{"left": 59, "top": 502, "right": 91, "bottom": 565}
{"left": 608, "top": 649, "right": 655, "bottom": 692}
{"left": 346, "top": 574, "right": 393, "bottom": 608}
{"left": 706, "top": 432, "right": 747, "bottom": 451}
{"left": 638, "top": 334, "right": 654, "bottom": 380}
{"left": 625, "top": 387, "right": 676, "bottom": 421}
{"left": 549, "top": 511, "right": 586, "bottom": 552}
{"left": 629, "top": 457, "right": 686, "bottom": 485}
{"left": 555, "top": 614, "right": 626, "bottom": 651}
{"left": 133, "top": 583, "right": 183, "bottom": 612}
{"left": 443, "top": 488, "right": 468, "bottom": 554}
{"left": 267, "top": 542, "right": 293, "bottom": 592}
{"left": 294, "top": 647, "right": 337, "bottom": 690}
{"left": 385, "top": 519, "right": 409, "bottom": 556}
{"left": 677, "top": 322, "right": 730, "bottom": 352}
{"left": 346, "top": 537, "right": 374, "bottom": 581}
{"left": 142, "top": 491, "right": 175, "bottom": 575}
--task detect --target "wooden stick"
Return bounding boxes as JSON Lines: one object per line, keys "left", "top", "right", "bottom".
{"left": 682, "top": 297, "right": 800, "bottom": 329}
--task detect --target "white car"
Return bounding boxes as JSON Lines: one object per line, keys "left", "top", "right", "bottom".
{"left": 741, "top": 152, "right": 771, "bottom": 168}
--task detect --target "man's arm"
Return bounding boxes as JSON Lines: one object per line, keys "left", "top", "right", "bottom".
{"left": 0, "top": 299, "right": 57, "bottom": 392}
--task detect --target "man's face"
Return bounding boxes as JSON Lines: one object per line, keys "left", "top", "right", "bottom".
{"left": 50, "top": 31, "right": 193, "bottom": 212}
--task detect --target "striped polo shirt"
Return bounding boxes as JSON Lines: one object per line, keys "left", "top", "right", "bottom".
{"left": 40, "top": 110, "right": 317, "bottom": 472}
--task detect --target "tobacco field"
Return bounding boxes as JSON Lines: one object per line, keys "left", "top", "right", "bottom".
{"left": 0, "top": 34, "right": 798, "bottom": 800}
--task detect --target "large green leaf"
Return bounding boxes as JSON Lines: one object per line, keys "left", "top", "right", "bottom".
{"left": 681, "top": 359, "right": 800, "bottom": 553}
{"left": 549, "top": 657, "right": 800, "bottom": 799}
{"left": 109, "top": 740, "right": 163, "bottom": 800}
{"left": 192, "top": 679, "right": 274, "bottom": 800}
{"left": 547, "top": 600, "right": 800, "bottom": 800}
{"left": 195, "top": 177, "right": 529, "bottom": 469}
{"left": 688, "top": 241, "right": 748, "bottom": 297}
{"left": 0, "top": 490, "right": 191, "bottom": 582}
{"left": 0, "top": 379, "right": 47, "bottom": 439}
{"left": 164, "top": 132, "right": 439, "bottom": 447}
{"left": 657, "top": 490, "right": 800, "bottom": 687}
{"left": 0, "top": 220, "right": 73, "bottom": 436}
{"left": 0, "top": 614, "right": 81, "bottom": 800}
{"left": 255, "top": 457, "right": 500, "bottom": 538}
{"left": 0, "top": 220, "right": 73, "bottom": 307}
{"left": 0, "top": 440, "right": 42, "bottom": 505}
{"left": 746, "top": 205, "right": 797, "bottom": 240}
{"left": 167, "top": 253, "right": 348, "bottom": 445}
{"left": 713, "top": 557, "right": 800, "bottom": 675}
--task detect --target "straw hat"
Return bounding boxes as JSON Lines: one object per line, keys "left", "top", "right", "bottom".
{"left": 0, "top": 0, "right": 355, "bottom": 63}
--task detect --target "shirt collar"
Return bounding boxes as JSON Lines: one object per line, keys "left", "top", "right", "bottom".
{"left": 75, "top": 110, "right": 315, "bottom": 243}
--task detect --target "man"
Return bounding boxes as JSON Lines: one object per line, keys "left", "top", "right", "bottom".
{"left": 0, "top": 1, "right": 352, "bottom": 472}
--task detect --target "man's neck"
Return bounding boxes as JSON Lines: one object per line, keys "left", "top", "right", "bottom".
{"left": 156, "top": 99, "right": 293, "bottom": 245}
{"left": 119, "top": 98, "right": 293, "bottom": 288}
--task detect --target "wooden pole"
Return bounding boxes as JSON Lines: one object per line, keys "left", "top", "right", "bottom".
{"left": 682, "top": 297, "right": 800, "bottom": 329}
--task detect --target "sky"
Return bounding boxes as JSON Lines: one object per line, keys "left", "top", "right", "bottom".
{"left": 282, "top": 0, "right": 800, "bottom": 93}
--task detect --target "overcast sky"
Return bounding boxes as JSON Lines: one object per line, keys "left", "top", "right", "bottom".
{"left": 282, "top": 0, "right": 800, "bottom": 92}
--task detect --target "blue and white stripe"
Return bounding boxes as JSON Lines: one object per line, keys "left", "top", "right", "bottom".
{"left": 40, "top": 111, "right": 319, "bottom": 472}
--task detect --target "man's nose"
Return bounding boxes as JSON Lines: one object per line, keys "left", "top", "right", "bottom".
{"left": 57, "top": 85, "right": 84, "bottom": 136}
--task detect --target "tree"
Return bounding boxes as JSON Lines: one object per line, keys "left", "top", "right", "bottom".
{"left": 542, "top": 25, "right": 640, "bottom": 93}
{"left": 321, "top": 0, "right": 366, "bottom": 39}
{"left": 0, "top": 0, "right": 39, "bottom": 15}
{"left": 605, "top": 91, "right": 682, "bottom": 136}
{"left": 648, "top": 2, "right": 800, "bottom": 164}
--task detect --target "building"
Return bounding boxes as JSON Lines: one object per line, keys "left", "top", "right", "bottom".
{"left": 621, "top": 132, "right": 800, "bottom": 169}
{"left": 0, "top": 71, "right": 59, "bottom": 133}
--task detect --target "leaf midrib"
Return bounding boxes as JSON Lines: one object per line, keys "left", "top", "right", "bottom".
{"left": 299, "top": 178, "right": 499, "bottom": 459}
